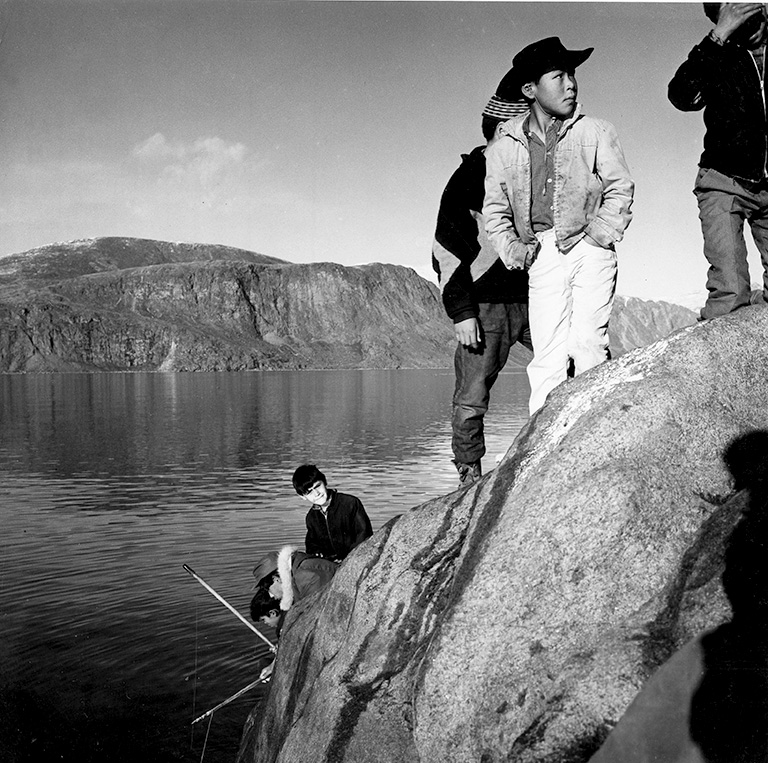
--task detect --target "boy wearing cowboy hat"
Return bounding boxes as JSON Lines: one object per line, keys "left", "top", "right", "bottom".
{"left": 484, "top": 37, "right": 634, "bottom": 415}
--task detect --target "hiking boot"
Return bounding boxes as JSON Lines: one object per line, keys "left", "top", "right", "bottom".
{"left": 454, "top": 460, "right": 481, "bottom": 487}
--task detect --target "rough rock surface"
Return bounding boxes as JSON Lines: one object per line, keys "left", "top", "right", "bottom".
{"left": 0, "top": 237, "right": 694, "bottom": 372}
{"left": 0, "top": 237, "right": 453, "bottom": 371}
{"left": 238, "top": 306, "right": 768, "bottom": 763}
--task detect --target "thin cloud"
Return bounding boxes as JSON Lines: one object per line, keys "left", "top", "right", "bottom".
{"left": 132, "top": 133, "right": 249, "bottom": 202}
{"left": 132, "top": 133, "right": 177, "bottom": 160}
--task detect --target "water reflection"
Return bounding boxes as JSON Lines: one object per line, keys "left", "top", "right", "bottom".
{"left": 0, "top": 369, "right": 529, "bottom": 762}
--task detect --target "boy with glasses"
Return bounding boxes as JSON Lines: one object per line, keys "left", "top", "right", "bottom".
{"left": 292, "top": 464, "right": 372, "bottom": 562}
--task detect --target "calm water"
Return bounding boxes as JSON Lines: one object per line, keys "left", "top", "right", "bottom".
{"left": 0, "top": 369, "right": 529, "bottom": 763}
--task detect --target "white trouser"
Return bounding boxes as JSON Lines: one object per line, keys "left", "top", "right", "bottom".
{"left": 527, "top": 229, "right": 617, "bottom": 415}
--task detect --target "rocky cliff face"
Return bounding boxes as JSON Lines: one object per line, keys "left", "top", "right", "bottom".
{"left": 0, "top": 238, "right": 452, "bottom": 371}
{"left": 238, "top": 306, "right": 768, "bottom": 763}
{"left": 0, "top": 237, "right": 696, "bottom": 372}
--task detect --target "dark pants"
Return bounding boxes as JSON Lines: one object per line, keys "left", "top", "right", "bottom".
{"left": 451, "top": 302, "right": 530, "bottom": 465}
{"left": 694, "top": 167, "right": 768, "bottom": 320}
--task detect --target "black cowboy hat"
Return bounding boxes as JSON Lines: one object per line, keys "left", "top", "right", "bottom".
{"left": 496, "top": 36, "right": 594, "bottom": 99}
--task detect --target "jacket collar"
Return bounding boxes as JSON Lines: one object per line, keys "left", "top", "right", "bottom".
{"left": 502, "top": 103, "right": 584, "bottom": 144}
{"left": 310, "top": 488, "right": 336, "bottom": 512}
{"left": 463, "top": 145, "right": 487, "bottom": 160}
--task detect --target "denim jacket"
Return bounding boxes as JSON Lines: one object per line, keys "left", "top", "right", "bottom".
{"left": 483, "top": 105, "right": 634, "bottom": 269}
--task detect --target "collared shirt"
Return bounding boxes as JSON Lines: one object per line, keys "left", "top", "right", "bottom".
{"left": 484, "top": 106, "right": 634, "bottom": 266}
{"left": 525, "top": 116, "right": 561, "bottom": 232}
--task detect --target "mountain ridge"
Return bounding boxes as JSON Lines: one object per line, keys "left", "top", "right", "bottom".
{"left": 0, "top": 237, "right": 697, "bottom": 373}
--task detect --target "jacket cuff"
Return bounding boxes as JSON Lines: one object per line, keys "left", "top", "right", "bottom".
{"left": 695, "top": 33, "right": 727, "bottom": 59}
{"left": 502, "top": 241, "right": 535, "bottom": 270}
{"left": 452, "top": 308, "right": 478, "bottom": 323}
{"left": 707, "top": 29, "right": 726, "bottom": 46}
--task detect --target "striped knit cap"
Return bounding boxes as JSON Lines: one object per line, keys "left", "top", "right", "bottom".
{"left": 482, "top": 94, "right": 529, "bottom": 120}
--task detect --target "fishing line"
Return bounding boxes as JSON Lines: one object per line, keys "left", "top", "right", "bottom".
{"left": 199, "top": 712, "right": 214, "bottom": 763}
{"left": 191, "top": 597, "right": 200, "bottom": 750}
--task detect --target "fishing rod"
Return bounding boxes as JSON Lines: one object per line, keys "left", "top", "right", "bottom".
{"left": 191, "top": 675, "right": 268, "bottom": 725}
{"left": 182, "top": 564, "right": 276, "bottom": 652}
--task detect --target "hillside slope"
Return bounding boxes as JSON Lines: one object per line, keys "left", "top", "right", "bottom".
{"left": 0, "top": 238, "right": 697, "bottom": 372}
{"left": 0, "top": 238, "right": 453, "bottom": 371}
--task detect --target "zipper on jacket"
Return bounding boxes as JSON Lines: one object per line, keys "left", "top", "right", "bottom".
{"left": 322, "top": 507, "right": 337, "bottom": 557}
{"left": 749, "top": 46, "right": 768, "bottom": 177}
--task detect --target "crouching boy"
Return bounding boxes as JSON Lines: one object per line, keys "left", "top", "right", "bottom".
{"left": 484, "top": 36, "right": 634, "bottom": 415}
{"left": 250, "top": 545, "right": 337, "bottom": 680}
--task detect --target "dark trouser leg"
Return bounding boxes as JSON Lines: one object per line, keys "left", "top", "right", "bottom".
{"left": 695, "top": 168, "right": 753, "bottom": 320}
{"left": 451, "top": 302, "right": 528, "bottom": 465}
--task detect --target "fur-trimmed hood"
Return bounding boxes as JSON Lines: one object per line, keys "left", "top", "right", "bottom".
{"left": 277, "top": 545, "right": 297, "bottom": 611}
{"left": 276, "top": 544, "right": 338, "bottom": 613}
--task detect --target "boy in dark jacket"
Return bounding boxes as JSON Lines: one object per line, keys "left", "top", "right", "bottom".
{"left": 669, "top": 3, "right": 768, "bottom": 319}
{"left": 292, "top": 464, "right": 372, "bottom": 562}
{"left": 432, "top": 77, "right": 532, "bottom": 487}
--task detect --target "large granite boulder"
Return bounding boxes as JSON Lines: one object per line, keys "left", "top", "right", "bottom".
{"left": 239, "top": 306, "right": 768, "bottom": 763}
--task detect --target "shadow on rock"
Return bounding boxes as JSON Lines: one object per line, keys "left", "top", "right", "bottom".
{"left": 689, "top": 431, "right": 768, "bottom": 762}
{"left": 589, "top": 430, "right": 768, "bottom": 763}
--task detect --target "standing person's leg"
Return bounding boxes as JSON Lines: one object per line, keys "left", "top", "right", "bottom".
{"left": 694, "top": 168, "right": 752, "bottom": 320}
{"left": 451, "top": 302, "right": 511, "bottom": 485}
{"left": 509, "top": 301, "right": 532, "bottom": 353}
{"left": 567, "top": 238, "right": 617, "bottom": 376}
{"left": 746, "top": 186, "right": 768, "bottom": 307}
{"left": 527, "top": 230, "right": 570, "bottom": 415}
{"left": 504, "top": 302, "right": 533, "bottom": 352}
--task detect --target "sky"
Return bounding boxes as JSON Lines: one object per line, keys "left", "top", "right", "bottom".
{"left": 0, "top": 0, "right": 764, "bottom": 308}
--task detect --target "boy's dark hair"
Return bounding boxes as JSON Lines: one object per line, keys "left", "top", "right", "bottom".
{"left": 292, "top": 463, "right": 327, "bottom": 495}
{"left": 250, "top": 587, "right": 281, "bottom": 621}
{"left": 481, "top": 116, "right": 504, "bottom": 142}
{"left": 703, "top": 3, "right": 720, "bottom": 24}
